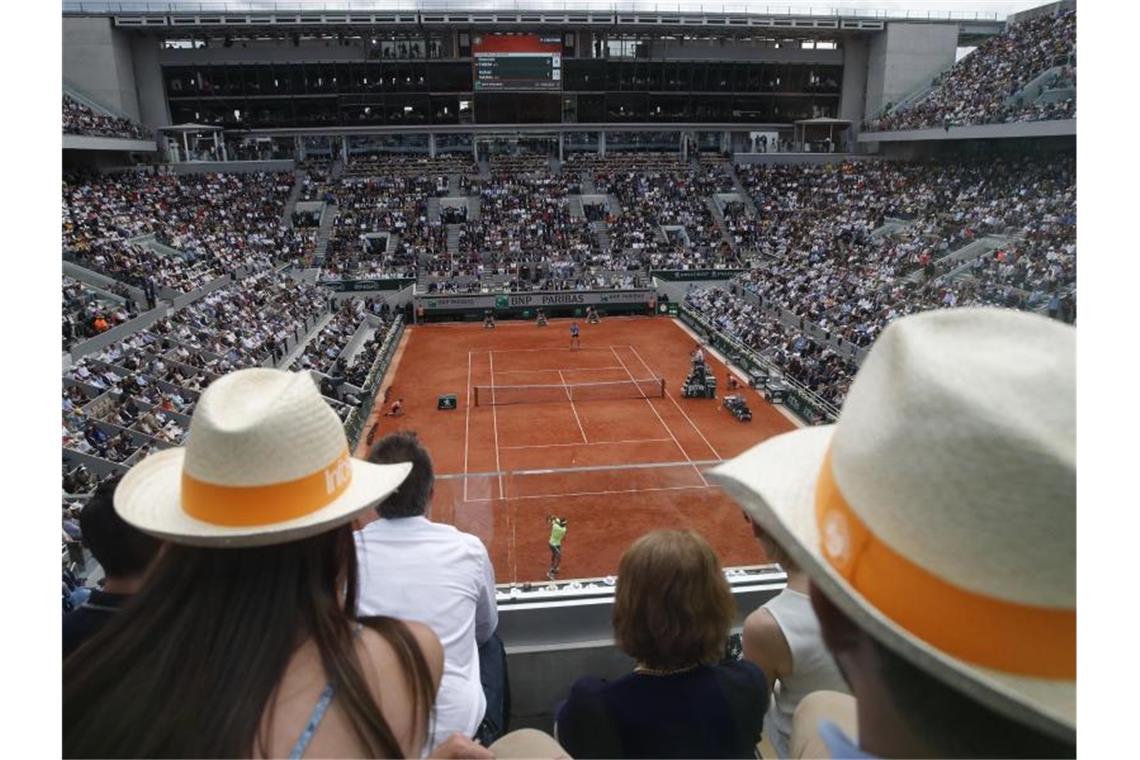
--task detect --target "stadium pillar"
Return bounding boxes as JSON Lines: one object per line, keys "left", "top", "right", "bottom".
{"left": 558, "top": 133, "right": 563, "bottom": 162}
{"left": 182, "top": 131, "right": 190, "bottom": 163}
{"left": 429, "top": 133, "right": 436, "bottom": 158}
{"left": 598, "top": 131, "right": 605, "bottom": 157}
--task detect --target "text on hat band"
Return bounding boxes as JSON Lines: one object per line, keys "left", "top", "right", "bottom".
{"left": 181, "top": 449, "right": 353, "bottom": 527}
{"left": 813, "top": 446, "right": 1075, "bottom": 680}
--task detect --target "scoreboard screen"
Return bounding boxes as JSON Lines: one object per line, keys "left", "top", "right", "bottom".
{"left": 473, "top": 34, "right": 562, "bottom": 92}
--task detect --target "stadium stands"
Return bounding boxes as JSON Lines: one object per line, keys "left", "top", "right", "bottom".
{"left": 63, "top": 95, "right": 151, "bottom": 140}
{"left": 866, "top": 8, "right": 1075, "bottom": 131}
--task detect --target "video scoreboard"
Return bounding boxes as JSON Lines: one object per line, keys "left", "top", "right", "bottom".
{"left": 473, "top": 34, "right": 562, "bottom": 92}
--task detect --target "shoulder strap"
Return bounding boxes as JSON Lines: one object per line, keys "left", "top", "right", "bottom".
{"left": 288, "top": 683, "right": 336, "bottom": 760}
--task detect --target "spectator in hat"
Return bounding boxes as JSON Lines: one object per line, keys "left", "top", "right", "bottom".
{"left": 63, "top": 369, "right": 444, "bottom": 758}
{"left": 63, "top": 475, "right": 162, "bottom": 659}
{"left": 711, "top": 307, "right": 1076, "bottom": 757}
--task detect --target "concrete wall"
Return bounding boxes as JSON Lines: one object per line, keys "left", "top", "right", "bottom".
{"left": 863, "top": 23, "right": 958, "bottom": 121}
{"left": 859, "top": 118, "right": 1076, "bottom": 144}
{"left": 63, "top": 17, "right": 141, "bottom": 121}
{"left": 838, "top": 35, "right": 870, "bottom": 135}
{"left": 132, "top": 33, "right": 172, "bottom": 130}
{"left": 170, "top": 159, "right": 296, "bottom": 174}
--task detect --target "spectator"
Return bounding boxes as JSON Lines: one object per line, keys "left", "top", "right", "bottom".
{"left": 63, "top": 368, "right": 443, "bottom": 758}
{"left": 63, "top": 475, "right": 162, "bottom": 659}
{"left": 711, "top": 307, "right": 1075, "bottom": 757}
{"left": 740, "top": 516, "right": 849, "bottom": 758}
{"left": 555, "top": 529, "right": 767, "bottom": 758}
{"left": 356, "top": 432, "right": 507, "bottom": 748}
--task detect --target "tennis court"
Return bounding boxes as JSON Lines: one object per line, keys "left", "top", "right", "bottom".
{"left": 359, "top": 316, "right": 797, "bottom": 583}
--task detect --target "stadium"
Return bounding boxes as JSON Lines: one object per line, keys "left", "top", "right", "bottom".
{"left": 60, "top": 0, "right": 1077, "bottom": 756}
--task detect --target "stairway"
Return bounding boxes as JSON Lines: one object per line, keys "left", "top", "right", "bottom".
{"left": 568, "top": 196, "right": 585, "bottom": 221}
{"left": 592, "top": 221, "right": 611, "bottom": 253}
{"left": 705, "top": 197, "right": 734, "bottom": 248}
{"left": 580, "top": 173, "right": 597, "bottom": 195}
{"left": 331, "top": 159, "right": 344, "bottom": 179}
{"left": 908, "top": 234, "right": 1015, "bottom": 284}
{"left": 281, "top": 172, "right": 305, "bottom": 229}
{"left": 447, "top": 173, "right": 462, "bottom": 196}
{"left": 606, "top": 194, "right": 623, "bottom": 217}
{"left": 727, "top": 167, "right": 761, "bottom": 218}
{"left": 427, "top": 196, "right": 442, "bottom": 224}
{"left": 313, "top": 204, "right": 337, "bottom": 266}
{"left": 468, "top": 195, "right": 481, "bottom": 221}
{"left": 871, "top": 217, "right": 911, "bottom": 240}
{"left": 446, "top": 224, "right": 462, "bottom": 256}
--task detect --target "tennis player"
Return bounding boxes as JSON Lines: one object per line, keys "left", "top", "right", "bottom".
{"left": 569, "top": 322, "right": 581, "bottom": 351}
{"left": 384, "top": 398, "right": 405, "bottom": 417}
{"left": 547, "top": 516, "right": 567, "bottom": 579}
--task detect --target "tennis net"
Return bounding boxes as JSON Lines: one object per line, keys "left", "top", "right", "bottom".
{"left": 473, "top": 377, "right": 666, "bottom": 406}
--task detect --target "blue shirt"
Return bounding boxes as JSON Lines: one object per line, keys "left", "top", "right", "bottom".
{"left": 570, "top": 324, "right": 580, "bottom": 336}
{"left": 818, "top": 720, "right": 877, "bottom": 759}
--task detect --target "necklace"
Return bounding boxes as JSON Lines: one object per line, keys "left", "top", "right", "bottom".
{"left": 633, "top": 663, "right": 700, "bottom": 677}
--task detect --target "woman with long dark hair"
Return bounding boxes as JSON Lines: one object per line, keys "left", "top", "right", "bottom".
{"left": 63, "top": 368, "right": 443, "bottom": 758}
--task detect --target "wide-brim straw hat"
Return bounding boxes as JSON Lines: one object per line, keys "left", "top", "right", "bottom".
{"left": 709, "top": 307, "right": 1075, "bottom": 743}
{"left": 115, "top": 368, "right": 411, "bottom": 547}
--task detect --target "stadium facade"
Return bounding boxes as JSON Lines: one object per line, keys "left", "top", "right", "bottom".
{"left": 61, "top": 1, "right": 1069, "bottom": 162}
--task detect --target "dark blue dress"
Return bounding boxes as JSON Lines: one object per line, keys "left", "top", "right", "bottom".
{"left": 555, "top": 661, "right": 767, "bottom": 758}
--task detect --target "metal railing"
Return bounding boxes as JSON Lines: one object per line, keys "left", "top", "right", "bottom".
{"left": 63, "top": 1, "right": 1002, "bottom": 21}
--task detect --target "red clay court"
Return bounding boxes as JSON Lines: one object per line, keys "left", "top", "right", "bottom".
{"left": 358, "top": 316, "right": 797, "bottom": 584}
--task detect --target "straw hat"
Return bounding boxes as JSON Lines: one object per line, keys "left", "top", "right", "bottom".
{"left": 115, "top": 368, "right": 411, "bottom": 547}
{"left": 708, "top": 307, "right": 1075, "bottom": 742}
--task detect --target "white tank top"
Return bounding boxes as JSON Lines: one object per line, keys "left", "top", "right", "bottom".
{"left": 761, "top": 587, "right": 851, "bottom": 758}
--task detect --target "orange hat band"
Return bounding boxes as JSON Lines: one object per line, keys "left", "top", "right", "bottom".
{"left": 814, "top": 447, "right": 1075, "bottom": 680}
{"left": 182, "top": 449, "right": 353, "bottom": 527}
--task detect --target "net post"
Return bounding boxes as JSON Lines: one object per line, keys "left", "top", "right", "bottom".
{"left": 473, "top": 386, "right": 480, "bottom": 407}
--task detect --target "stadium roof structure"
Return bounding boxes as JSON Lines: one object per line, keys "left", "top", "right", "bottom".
{"left": 61, "top": 1, "right": 1007, "bottom": 42}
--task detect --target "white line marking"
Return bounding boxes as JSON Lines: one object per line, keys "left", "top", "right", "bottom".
{"left": 488, "top": 346, "right": 613, "bottom": 354}
{"left": 463, "top": 350, "right": 472, "bottom": 502}
{"left": 609, "top": 345, "right": 709, "bottom": 487}
{"left": 559, "top": 369, "right": 589, "bottom": 443}
{"left": 499, "top": 437, "right": 673, "bottom": 450}
{"left": 464, "top": 483, "right": 712, "bottom": 503}
{"left": 488, "top": 351, "right": 504, "bottom": 500}
{"left": 491, "top": 366, "right": 625, "bottom": 374}
{"left": 627, "top": 343, "right": 722, "bottom": 460}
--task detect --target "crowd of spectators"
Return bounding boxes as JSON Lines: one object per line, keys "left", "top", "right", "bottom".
{"left": 685, "top": 286, "right": 858, "bottom": 409}
{"left": 63, "top": 95, "right": 151, "bottom": 140}
{"left": 866, "top": 8, "right": 1075, "bottom": 131}
{"left": 62, "top": 277, "right": 137, "bottom": 349}
{"left": 63, "top": 170, "right": 298, "bottom": 291}
{"left": 733, "top": 155, "right": 1075, "bottom": 352}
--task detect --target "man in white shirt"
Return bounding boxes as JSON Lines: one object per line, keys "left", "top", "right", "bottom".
{"left": 355, "top": 432, "right": 504, "bottom": 751}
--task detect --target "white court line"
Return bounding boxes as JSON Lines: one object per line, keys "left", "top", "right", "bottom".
{"left": 499, "top": 437, "right": 672, "bottom": 450}
{"left": 627, "top": 344, "right": 722, "bottom": 460}
{"left": 609, "top": 345, "right": 710, "bottom": 488}
{"left": 464, "top": 483, "right": 712, "bottom": 503}
{"left": 489, "top": 346, "right": 613, "bottom": 354}
{"left": 492, "top": 366, "right": 625, "bottom": 375}
{"left": 463, "top": 350, "right": 472, "bottom": 503}
{"left": 488, "top": 351, "right": 505, "bottom": 500}
{"left": 559, "top": 369, "right": 589, "bottom": 443}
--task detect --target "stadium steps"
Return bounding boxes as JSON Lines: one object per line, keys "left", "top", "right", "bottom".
{"left": 606, "top": 193, "right": 623, "bottom": 217}
{"left": 279, "top": 311, "right": 335, "bottom": 369}
{"left": 592, "top": 221, "right": 611, "bottom": 252}
{"left": 568, "top": 196, "right": 586, "bottom": 221}
{"left": 280, "top": 173, "right": 305, "bottom": 229}
{"left": 727, "top": 168, "right": 761, "bottom": 219}
{"left": 427, "top": 196, "right": 442, "bottom": 223}
{"left": 918, "top": 234, "right": 1016, "bottom": 284}
{"left": 705, "top": 197, "right": 735, "bottom": 249}
{"left": 469, "top": 195, "right": 481, "bottom": 221}
{"left": 580, "top": 173, "right": 597, "bottom": 194}
{"left": 331, "top": 159, "right": 344, "bottom": 179}
{"left": 446, "top": 223, "right": 462, "bottom": 255}
{"left": 1007, "top": 64, "right": 1071, "bottom": 108}
{"left": 447, "top": 173, "right": 462, "bottom": 196}
{"left": 313, "top": 203, "right": 338, "bottom": 266}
